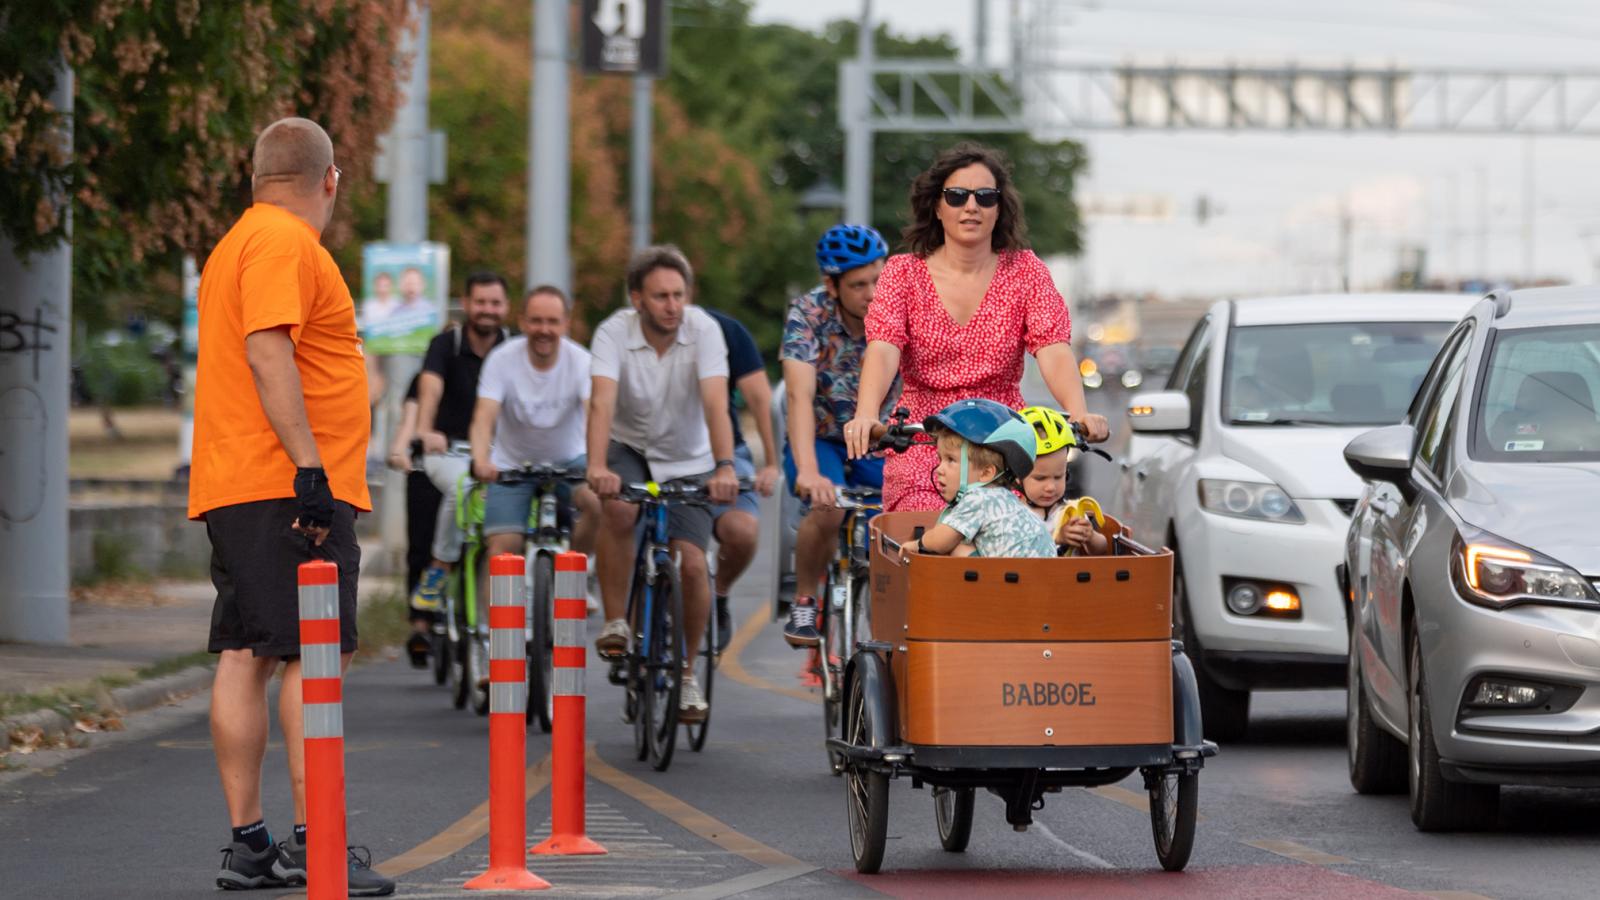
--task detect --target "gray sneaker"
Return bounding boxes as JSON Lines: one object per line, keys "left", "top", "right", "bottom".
{"left": 272, "top": 838, "right": 395, "bottom": 896}
{"left": 216, "top": 842, "right": 286, "bottom": 890}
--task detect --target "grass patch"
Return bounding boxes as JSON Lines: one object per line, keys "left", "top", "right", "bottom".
{"left": 356, "top": 591, "right": 411, "bottom": 659}
{"left": 0, "top": 649, "right": 212, "bottom": 722}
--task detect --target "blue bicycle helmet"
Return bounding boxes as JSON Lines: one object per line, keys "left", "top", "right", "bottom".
{"left": 815, "top": 224, "right": 889, "bottom": 276}
{"left": 923, "top": 398, "right": 1038, "bottom": 483}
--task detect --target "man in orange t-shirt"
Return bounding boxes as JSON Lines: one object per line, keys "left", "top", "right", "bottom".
{"left": 190, "top": 117, "right": 390, "bottom": 895}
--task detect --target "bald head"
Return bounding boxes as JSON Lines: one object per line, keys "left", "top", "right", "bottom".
{"left": 252, "top": 117, "right": 334, "bottom": 194}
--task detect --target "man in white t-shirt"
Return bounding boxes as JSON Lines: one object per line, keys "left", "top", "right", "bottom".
{"left": 470, "top": 285, "right": 600, "bottom": 564}
{"left": 587, "top": 245, "right": 738, "bottom": 725}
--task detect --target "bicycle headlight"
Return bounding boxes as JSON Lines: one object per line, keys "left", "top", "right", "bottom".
{"left": 1452, "top": 529, "right": 1600, "bottom": 610}
{"left": 1197, "top": 479, "right": 1304, "bottom": 524}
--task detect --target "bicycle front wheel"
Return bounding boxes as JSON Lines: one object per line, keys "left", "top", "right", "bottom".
{"left": 527, "top": 551, "right": 555, "bottom": 732}
{"left": 640, "top": 565, "right": 684, "bottom": 772}
{"left": 687, "top": 599, "right": 715, "bottom": 753}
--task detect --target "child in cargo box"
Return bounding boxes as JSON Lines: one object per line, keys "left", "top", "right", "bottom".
{"left": 1018, "top": 405, "right": 1110, "bottom": 556}
{"left": 897, "top": 399, "right": 1055, "bottom": 561}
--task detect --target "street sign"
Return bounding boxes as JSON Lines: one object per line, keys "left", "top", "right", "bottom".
{"left": 580, "top": 0, "right": 665, "bottom": 76}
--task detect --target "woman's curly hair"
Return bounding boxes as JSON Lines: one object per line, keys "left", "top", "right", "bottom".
{"left": 901, "top": 142, "right": 1029, "bottom": 257}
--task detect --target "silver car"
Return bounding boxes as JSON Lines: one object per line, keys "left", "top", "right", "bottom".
{"left": 1342, "top": 286, "right": 1600, "bottom": 831}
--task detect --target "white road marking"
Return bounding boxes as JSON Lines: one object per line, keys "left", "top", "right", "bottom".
{"left": 1033, "top": 821, "right": 1116, "bottom": 869}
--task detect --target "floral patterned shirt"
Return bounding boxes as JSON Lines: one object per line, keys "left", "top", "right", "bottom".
{"left": 780, "top": 286, "right": 903, "bottom": 441}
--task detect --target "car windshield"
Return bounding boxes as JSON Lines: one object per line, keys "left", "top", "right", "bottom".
{"left": 1224, "top": 321, "right": 1453, "bottom": 427}
{"left": 1472, "top": 323, "right": 1600, "bottom": 463}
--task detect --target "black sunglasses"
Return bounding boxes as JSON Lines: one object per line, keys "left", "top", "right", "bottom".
{"left": 942, "top": 187, "right": 1001, "bottom": 209}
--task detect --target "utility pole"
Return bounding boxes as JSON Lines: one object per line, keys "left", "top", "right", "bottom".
{"left": 844, "top": 0, "right": 875, "bottom": 225}
{"left": 530, "top": 0, "right": 572, "bottom": 293}
{"left": 1337, "top": 195, "right": 1353, "bottom": 292}
{"left": 379, "top": 2, "right": 431, "bottom": 559}
{"left": 0, "top": 60, "right": 72, "bottom": 645}
{"left": 631, "top": 74, "right": 653, "bottom": 252}
{"left": 974, "top": 0, "right": 989, "bottom": 66}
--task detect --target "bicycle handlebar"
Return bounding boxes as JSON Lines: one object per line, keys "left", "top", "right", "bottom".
{"left": 617, "top": 477, "right": 756, "bottom": 506}
{"left": 496, "top": 464, "right": 588, "bottom": 486}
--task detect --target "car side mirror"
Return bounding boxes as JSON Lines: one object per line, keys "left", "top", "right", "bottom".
{"left": 1343, "top": 424, "right": 1417, "bottom": 502}
{"left": 1127, "top": 390, "right": 1192, "bottom": 434}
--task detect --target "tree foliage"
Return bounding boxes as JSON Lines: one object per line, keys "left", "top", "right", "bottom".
{"left": 0, "top": 0, "right": 412, "bottom": 329}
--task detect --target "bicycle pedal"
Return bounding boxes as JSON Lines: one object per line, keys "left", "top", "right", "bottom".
{"left": 607, "top": 659, "right": 627, "bottom": 686}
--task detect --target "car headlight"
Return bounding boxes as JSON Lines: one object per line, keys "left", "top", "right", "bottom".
{"left": 1452, "top": 529, "right": 1600, "bottom": 610}
{"left": 1197, "top": 479, "right": 1305, "bottom": 524}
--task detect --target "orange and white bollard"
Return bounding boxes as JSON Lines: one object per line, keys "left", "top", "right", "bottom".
{"left": 298, "top": 561, "right": 348, "bottom": 900}
{"left": 464, "top": 554, "right": 550, "bottom": 891}
{"left": 531, "top": 552, "right": 607, "bottom": 856}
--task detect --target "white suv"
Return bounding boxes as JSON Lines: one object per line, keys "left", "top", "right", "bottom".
{"left": 1118, "top": 294, "right": 1476, "bottom": 739}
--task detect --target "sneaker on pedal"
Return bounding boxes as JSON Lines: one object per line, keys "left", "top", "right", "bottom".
{"left": 410, "top": 566, "right": 446, "bottom": 612}
{"left": 216, "top": 842, "right": 285, "bottom": 890}
{"left": 679, "top": 674, "right": 709, "bottom": 724}
{"left": 405, "top": 632, "right": 430, "bottom": 668}
{"left": 595, "top": 618, "right": 630, "bottom": 659}
{"left": 272, "top": 838, "right": 395, "bottom": 896}
{"left": 783, "top": 596, "right": 821, "bottom": 648}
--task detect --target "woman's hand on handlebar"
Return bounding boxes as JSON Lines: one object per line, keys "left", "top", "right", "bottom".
{"left": 842, "top": 414, "right": 879, "bottom": 459}
{"left": 1078, "top": 413, "right": 1110, "bottom": 443}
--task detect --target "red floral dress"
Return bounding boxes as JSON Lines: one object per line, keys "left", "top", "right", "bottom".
{"left": 865, "top": 250, "right": 1072, "bottom": 511}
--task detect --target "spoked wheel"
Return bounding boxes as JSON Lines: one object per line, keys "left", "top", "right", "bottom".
{"left": 821, "top": 576, "right": 845, "bottom": 775}
{"left": 933, "top": 786, "right": 975, "bottom": 852}
{"left": 451, "top": 631, "right": 471, "bottom": 710}
{"left": 686, "top": 604, "right": 715, "bottom": 752}
{"left": 469, "top": 630, "right": 491, "bottom": 716}
{"left": 527, "top": 552, "right": 555, "bottom": 732}
{"left": 844, "top": 671, "right": 889, "bottom": 874}
{"left": 638, "top": 566, "right": 684, "bottom": 772}
{"left": 1147, "top": 766, "right": 1199, "bottom": 872}
{"left": 430, "top": 619, "right": 451, "bottom": 687}
{"left": 626, "top": 572, "right": 647, "bottom": 759}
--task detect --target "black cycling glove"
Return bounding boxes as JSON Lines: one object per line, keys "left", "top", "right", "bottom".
{"left": 293, "top": 466, "right": 335, "bottom": 531}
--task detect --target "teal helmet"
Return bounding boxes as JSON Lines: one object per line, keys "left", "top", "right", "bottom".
{"left": 923, "top": 398, "right": 1037, "bottom": 481}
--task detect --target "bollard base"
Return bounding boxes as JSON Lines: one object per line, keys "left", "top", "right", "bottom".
{"left": 464, "top": 866, "right": 552, "bottom": 891}
{"left": 530, "top": 834, "right": 608, "bottom": 856}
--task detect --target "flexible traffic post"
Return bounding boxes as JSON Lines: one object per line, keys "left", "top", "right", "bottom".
{"left": 298, "top": 561, "right": 348, "bottom": 900}
{"left": 465, "top": 554, "right": 551, "bottom": 891}
{"left": 531, "top": 552, "right": 607, "bottom": 856}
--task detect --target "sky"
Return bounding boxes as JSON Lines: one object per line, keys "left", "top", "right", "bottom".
{"left": 749, "top": 0, "right": 1600, "bottom": 298}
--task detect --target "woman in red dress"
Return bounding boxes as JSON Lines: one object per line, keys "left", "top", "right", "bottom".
{"left": 843, "top": 143, "right": 1108, "bottom": 511}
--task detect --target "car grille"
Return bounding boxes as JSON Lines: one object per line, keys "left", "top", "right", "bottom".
{"left": 1332, "top": 499, "right": 1358, "bottom": 518}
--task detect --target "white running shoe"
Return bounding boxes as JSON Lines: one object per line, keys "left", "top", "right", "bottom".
{"left": 679, "top": 674, "right": 708, "bottom": 724}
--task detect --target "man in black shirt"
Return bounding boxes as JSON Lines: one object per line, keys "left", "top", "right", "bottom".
{"left": 704, "top": 309, "right": 780, "bottom": 651}
{"left": 411, "top": 272, "right": 509, "bottom": 610}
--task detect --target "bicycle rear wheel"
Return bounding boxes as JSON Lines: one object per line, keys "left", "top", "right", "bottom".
{"left": 640, "top": 565, "right": 684, "bottom": 771}
{"left": 686, "top": 604, "right": 715, "bottom": 752}
{"left": 527, "top": 551, "right": 555, "bottom": 731}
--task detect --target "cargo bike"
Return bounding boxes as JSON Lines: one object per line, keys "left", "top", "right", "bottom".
{"left": 828, "top": 425, "right": 1218, "bottom": 874}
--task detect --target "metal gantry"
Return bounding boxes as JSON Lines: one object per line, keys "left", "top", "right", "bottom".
{"left": 847, "top": 62, "right": 1600, "bottom": 137}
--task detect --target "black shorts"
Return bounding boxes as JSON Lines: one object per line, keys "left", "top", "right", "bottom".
{"left": 205, "top": 498, "right": 360, "bottom": 658}
{"left": 606, "top": 442, "right": 714, "bottom": 550}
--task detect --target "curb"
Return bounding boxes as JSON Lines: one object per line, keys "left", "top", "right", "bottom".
{"left": 1, "top": 664, "right": 215, "bottom": 744}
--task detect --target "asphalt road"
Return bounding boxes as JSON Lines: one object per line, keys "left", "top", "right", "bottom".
{"left": 5, "top": 386, "right": 1599, "bottom": 898}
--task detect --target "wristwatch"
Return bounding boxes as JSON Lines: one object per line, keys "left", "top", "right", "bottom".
{"left": 714, "top": 458, "right": 735, "bottom": 470}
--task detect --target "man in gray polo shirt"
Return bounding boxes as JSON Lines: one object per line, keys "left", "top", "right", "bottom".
{"left": 586, "top": 245, "right": 739, "bottom": 724}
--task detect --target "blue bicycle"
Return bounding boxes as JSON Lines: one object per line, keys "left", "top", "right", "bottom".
{"left": 612, "top": 478, "right": 749, "bottom": 771}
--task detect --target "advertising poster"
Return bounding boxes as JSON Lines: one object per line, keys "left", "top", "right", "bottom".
{"left": 361, "top": 242, "right": 450, "bottom": 356}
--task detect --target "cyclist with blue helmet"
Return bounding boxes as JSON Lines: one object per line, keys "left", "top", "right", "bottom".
{"left": 898, "top": 398, "right": 1055, "bottom": 561}
{"left": 780, "top": 224, "right": 902, "bottom": 648}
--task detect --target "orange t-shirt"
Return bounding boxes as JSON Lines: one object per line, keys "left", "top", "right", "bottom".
{"left": 188, "top": 203, "right": 372, "bottom": 519}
